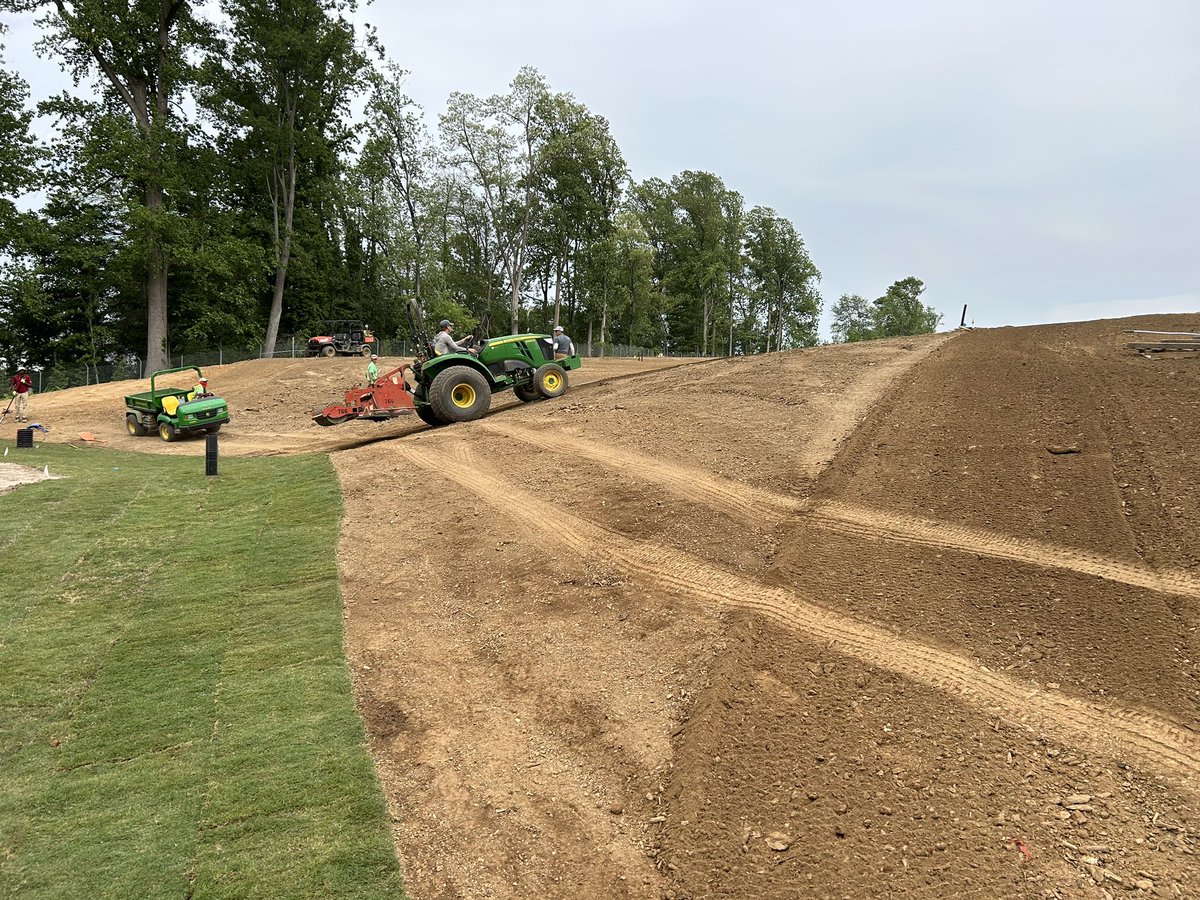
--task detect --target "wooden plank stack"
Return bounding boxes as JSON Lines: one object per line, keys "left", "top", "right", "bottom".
{"left": 1125, "top": 330, "right": 1200, "bottom": 355}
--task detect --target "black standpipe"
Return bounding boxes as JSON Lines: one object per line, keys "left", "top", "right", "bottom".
{"left": 960, "top": 304, "right": 968, "bottom": 328}
{"left": 205, "top": 432, "right": 218, "bottom": 476}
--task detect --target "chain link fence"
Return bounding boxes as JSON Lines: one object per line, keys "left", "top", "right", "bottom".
{"left": 16, "top": 335, "right": 690, "bottom": 395}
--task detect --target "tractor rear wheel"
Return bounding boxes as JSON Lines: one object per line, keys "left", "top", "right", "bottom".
{"left": 514, "top": 383, "right": 540, "bottom": 403}
{"left": 321, "top": 345, "right": 336, "bottom": 358}
{"left": 159, "top": 422, "right": 177, "bottom": 442}
{"left": 534, "top": 363, "right": 568, "bottom": 399}
{"left": 126, "top": 414, "right": 147, "bottom": 437}
{"left": 429, "top": 366, "right": 491, "bottom": 423}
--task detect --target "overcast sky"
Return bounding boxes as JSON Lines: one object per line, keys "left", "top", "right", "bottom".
{"left": 7, "top": 0, "right": 1199, "bottom": 336}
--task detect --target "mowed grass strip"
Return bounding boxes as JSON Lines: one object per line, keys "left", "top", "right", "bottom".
{"left": 0, "top": 443, "right": 405, "bottom": 899}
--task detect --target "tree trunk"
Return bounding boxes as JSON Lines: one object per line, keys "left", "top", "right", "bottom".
{"left": 263, "top": 124, "right": 298, "bottom": 358}
{"left": 144, "top": 182, "right": 169, "bottom": 371}
{"left": 553, "top": 255, "right": 562, "bottom": 328}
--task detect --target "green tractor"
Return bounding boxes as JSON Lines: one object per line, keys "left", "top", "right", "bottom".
{"left": 409, "top": 308, "right": 580, "bottom": 426}
{"left": 123, "top": 365, "right": 231, "bottom": 442}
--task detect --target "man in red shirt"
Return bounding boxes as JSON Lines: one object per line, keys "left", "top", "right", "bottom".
{"left": 10, "top": 367, "right": 32, "bottom": 423}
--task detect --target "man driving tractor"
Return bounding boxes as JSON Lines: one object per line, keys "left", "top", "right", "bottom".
{"left": 433, "top": 320, "right": 478, "bottom": 356}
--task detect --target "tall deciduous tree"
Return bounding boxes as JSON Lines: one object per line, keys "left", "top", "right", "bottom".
{"left": 830, "top": 293, "right": 875, "bottom": 342}
{"left": 744, "top": 206, "right": 821, "bottom": 351}
{"left": 441, "top": 66, "right": 553, "bottom": 334}
{"left": 205, "top": 0, "right": 367, "bottom": 355}
{"left": 361, "top": 64, "right": 436, "bottom": 313}
{"left": 873, "top": 276, "right": 941, "bottom": 337}
{"left": 632, "top": 172, "right": 745, "bottom": 355}
{"left": 0, "top": 26, "right": 36, "bottom": 252}
{"left": 2, "top": 0, "right": 200, "bottom": 371}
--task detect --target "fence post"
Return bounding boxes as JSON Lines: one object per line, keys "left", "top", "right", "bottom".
{"left": 219, "top": 348, "right": 223, "bottom": 366}
{"left": 291, "top": 336, "right": 295, "bottom": 358}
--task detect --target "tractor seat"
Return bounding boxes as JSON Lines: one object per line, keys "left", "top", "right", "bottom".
{"left": 161, "top": 396, "right": 181, "bottom": 415}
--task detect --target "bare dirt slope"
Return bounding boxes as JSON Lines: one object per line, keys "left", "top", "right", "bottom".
{"left": 2, "top": 355, "right": 687, "bottom": 455}
{"left": 17, "top": 319, "right": 1200, "bottom": 899}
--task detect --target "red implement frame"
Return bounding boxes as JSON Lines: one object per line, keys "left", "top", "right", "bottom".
{"left": 313, "top": 365, "right": 416, "bottom": 426}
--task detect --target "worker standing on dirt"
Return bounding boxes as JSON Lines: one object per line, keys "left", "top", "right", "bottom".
{"left": 434, "top": 320, "right": 478, "bottom": 356}
{"left": 367, "top": 354, "right": 379, "bottom": 386}
{"left": 10, "top": 366, "right": 32, "bottom": 422}
{"left": 552, "top": 325, "right": 574, "bottom": 360}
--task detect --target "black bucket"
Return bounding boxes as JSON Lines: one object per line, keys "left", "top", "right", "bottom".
{"left": 16, "top": 428, "right": 33, "bottom": 449}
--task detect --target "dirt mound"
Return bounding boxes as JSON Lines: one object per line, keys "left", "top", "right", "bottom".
{"left": 17, "top": 319, "right": 1199, "bottom": 899}
{"left": 4, "top": 355, "right": 688, "bottom": 456}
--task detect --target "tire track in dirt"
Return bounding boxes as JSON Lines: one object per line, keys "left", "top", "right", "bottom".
{"left": 396, "top": 443, "right": 1200, "bottom": 786}
{"left": 480, "top": 421, "right": 1200, "bottom": 600}
{"left": 804, "top": 500, "right": 1200, "bottom": 601}
{"left": 479, "top": 421, "right": 798, "bottom": 523}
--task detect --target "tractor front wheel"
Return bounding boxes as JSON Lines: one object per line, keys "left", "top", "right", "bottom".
{"left": 159, "top": 422, "right": 177, "bottom": 443}
{"left": 534, "top": 363, "right": 568, "bottom": 399}
{"left": 321, "top": 345, "right": 336, "bottom": 358}
{"left": 429, "top": 366, "right": 491, "bottom": 423}
{"left": 360, "top": 345, "right": 373, "bottom": 357}
{"left": 126, "top": 414, "right": 147, "bottom": 437}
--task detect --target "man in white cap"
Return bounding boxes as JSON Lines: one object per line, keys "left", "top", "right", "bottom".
{"left": 551, "top": 324, "right": 574, "bottom": 360}
{"left": 189, "top": 376, "right": 210, "bottom": 401}
{"left": 367, "top": 354, "right": 379, "bottom": 386}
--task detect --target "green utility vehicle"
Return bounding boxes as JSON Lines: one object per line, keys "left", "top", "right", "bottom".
{"left": 123, "top": 366, "right": 231, "bottom": 442}
{"left": 412, "top": 330, "right": 580, "bottom": 426}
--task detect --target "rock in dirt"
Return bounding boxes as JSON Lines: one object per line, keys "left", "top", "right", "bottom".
{"left": 765, "top": 832, "right": 791, "bottom": 851}
{"left": 1061, "top": 794, "right": 1091, "bottom": 806}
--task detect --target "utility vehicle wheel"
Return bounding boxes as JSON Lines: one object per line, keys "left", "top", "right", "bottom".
{"left": 321, "top": 345, "right": 336, "bottom": 358}
{"left": 429, "top": 366, "right": 491, "bottom": 423}
{"left": 360, "top": 345, "right": 373, "bottom": 357}
{"left": 534, "top": 363, "right": 568, "bottom": 399}
{"left": 514, "top": 383, "right": 540, "bottom": 403}
{"left": 159, "top": 422, "right": 177, "bottom": 442}
{"left": 126, "top": 414, "right": 147, "bottom": 437}
{"left": 415, "top": 405, "right": 446, "bottom": 427}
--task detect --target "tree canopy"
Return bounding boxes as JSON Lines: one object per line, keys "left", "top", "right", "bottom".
{"left": 0, "top": 10, "right": 937, "bottom": 371}
{"left": 830, "top": 278, "right": 941, "bottom": 343}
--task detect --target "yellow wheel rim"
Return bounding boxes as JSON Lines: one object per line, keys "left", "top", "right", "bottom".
{"left": 450, "top": 383, "right": 477, "bottom": 409}
{"left": 543, "top": 372, "right": 562, "bottom": 391}
{"left": 160, "top": 424, "right": 171, "bottom": 440}
{"left": 127, "top": 418, "right": 137, "bottom": 435}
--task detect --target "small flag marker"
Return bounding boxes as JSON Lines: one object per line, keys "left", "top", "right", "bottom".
{"left": 2, "top": 447, "right": 7, "bottom": 456}
{"left": 43, "top": 465, "right": 49, "bottom": 476}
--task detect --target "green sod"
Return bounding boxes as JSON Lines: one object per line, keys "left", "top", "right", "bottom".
{"left": 0, "top": 443, "right": 406, "bottom": 898}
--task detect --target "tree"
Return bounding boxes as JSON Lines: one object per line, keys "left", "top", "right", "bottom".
{"left": 743, "top": 206, "right": 821, "bottom": 351}
{"left": 830, "top": 293, "right": 876, "bottom": 343}
{"left": 440, "top": 67, "right": 555, "bottom": 334}
{"left": 0, "top": 25, "right": 37, "bottom": 252}
{"left": 873, "top": 276, "right": 941, "bottom": 337}
{"left": 360, "top": 64, "right": 437, "bottom": 314}
{"left": 631, "top": 172, "right": 752, "bottom": 355}
{"left": 204, "top": 0, "right": 369, "bottom": 356}
{"left": 830, "top": 279, "right": 941, "bottom": 343}
{"left": 2, "top": 0, "right": 202, "bottom": 371}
